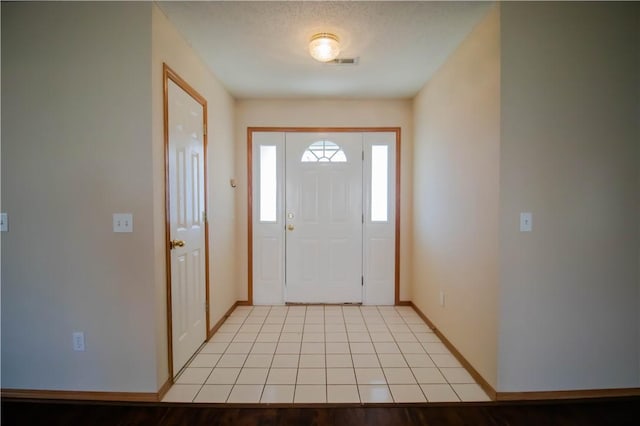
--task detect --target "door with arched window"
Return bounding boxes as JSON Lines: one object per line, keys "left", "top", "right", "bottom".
{"left": 285, "top": 133, "right": 363, "bottom": 303}
{"left": 251, "top": 130, "right": 397, "bottom": 305}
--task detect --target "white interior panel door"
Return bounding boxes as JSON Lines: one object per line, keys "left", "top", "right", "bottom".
{"left": 285, "top": 133, "right": 363, "bottom": 303}
{"left": 168, "top": 79, "right": 206, "bottom": 376}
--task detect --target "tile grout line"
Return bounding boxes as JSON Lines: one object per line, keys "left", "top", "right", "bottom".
{"left": 293, "top": 306, "right": 306, "bottom": 403}
{"left": 223, "top": 305, "right": 252, "bottom": 403}
{"left": 401, "top": 305, "right": 470, "bottom": 402}
{"left": 394, "top": 305, "right": 429, "bottom": 402}
{"left": 325, "top": 306, "right": 350, "bottom": 402}
{"left": 400, "top": 305, "right": 445, "bottom": 402}
{"left": 345, "top": 306, "right": 360, "bottom": 402}
{"left": 228, "top": 305, "right": 268, "bottom": 402}
{"left": 193, "top": 306, "right": 251, "bottom": 402}
{"left": 191, "top": 305, "right": 253, "bottom": 402}
{"left": 371, "top": 306, "right": 393, "bottom": 402}
{"left": 171, "top": 304, "right": 487, "bottom": 404}
{"left": 347, "top": 306, "right": 362, "bottom": 403}
{"left": 255, "top": 305, "right": 275, "bottom": 403}
{"left": 384, "top": 306, "right": 405, "bottom": 402}
{"left": 401, "top": 306, "right": 463, "bottom": 401}
{"left": 356, "top": 306, "right": 383, "bottom": 402}
{"left": 397, "top": 305, "right": 427, "bottom": 401}
{"left": 261, "top": 305, "right": 288, "bottom": 402}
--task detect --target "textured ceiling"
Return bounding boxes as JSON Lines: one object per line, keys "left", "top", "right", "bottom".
{"left": 158, "top": 1, "right": 493, "bottom": 99}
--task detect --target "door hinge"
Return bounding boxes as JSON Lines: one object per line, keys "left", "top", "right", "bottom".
{"left": 362, "top": 150, "right": 364, "bottom": 161}
{"left": 205, "top": 302, "right": 209, "bottom": 312}
{"left": 203, "top": 124, "right": 207, "bottom": 136}
{"left": 202, "top": 211, "right": 207, "bottom": 223}
{"left": 361, "top": 276, "right": 364, "bottom": 286}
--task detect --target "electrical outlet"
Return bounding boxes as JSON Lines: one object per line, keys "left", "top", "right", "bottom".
{"left": 113, "top": 213, "right": 133, "bottom": 233}
{"left": 0, "top": 213, "right": 7, "bottom": 232}
{"left": 72, "top": 332, "right": 85, "bottom": 352}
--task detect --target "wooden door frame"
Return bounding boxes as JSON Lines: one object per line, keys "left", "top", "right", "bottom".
{"left": 247, "top": 127, "right": 401, "bottom": 305}
{"left": 163, "top": 63, "right": 210, "bottom": 380}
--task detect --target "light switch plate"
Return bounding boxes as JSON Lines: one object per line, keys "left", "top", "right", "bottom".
{"left": 0, "top": 213, "right": 7, "bottom": 232}
{"left": 113, "top": 213, "right": 133, "bottom": 233}
{"left": 520, "top": 212, "right": 532, "bottom": 232}
{"left": 72, "top": 331, "right": 85, "bottom": 352}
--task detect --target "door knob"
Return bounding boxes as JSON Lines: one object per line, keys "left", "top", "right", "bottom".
{"left": 169, "top": 239, "right": 186, "bottom": 249}
{"left": 287, "top": 224, "right": 294, "bottom": 231}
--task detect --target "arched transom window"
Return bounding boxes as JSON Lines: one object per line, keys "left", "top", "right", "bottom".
{"left": 301, "top": 140, "right": 347, "bottom": 163}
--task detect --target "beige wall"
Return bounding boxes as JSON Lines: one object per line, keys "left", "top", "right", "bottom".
{"left": 411, "top": 7, "right": 500, "bottom": 388}
{"left": 498, "top": 2, "right": 640, "bottom": 391}
{"left": 0, "top": 2, "right": 237, "bottom": 393}
{"left": 151, "top": 5, "right": 237, "bottom": 386}
{"left": 1, "top": 2, "right": 158, "bottom": 391}
{"left": 234, "top": 99, "right": 413, "bottom": 303}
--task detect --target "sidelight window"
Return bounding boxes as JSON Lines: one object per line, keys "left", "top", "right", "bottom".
{"left": 371, "top": 145, "right": 388, "bottom": 222}
{"left": 259, "top": 145, "right": 277, "bottom": 222}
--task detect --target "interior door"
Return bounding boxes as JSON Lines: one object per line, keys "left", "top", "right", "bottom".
{"left": 167, "top": 76, "right": 207, "bottom": 376}
{"left": 285, "top": 133, "right": 363, "bottom": 303}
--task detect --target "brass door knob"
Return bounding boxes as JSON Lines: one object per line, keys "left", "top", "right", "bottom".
{"left": 287, "top": 224, "right": 294, "bottom": 231}
{"left": 169, "top": 239, "right": 186, "bottom": 249}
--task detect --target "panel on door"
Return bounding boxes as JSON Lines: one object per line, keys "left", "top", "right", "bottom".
{"left": 168, "top": 78, "right": 206, "bottom": 376}
{"left": 363, "top": 133, "right": 396, "bottom": 305}
{"left": 285, "top": 133, "right": 363, "bottom": 303}
{"left": 251, "top": 132, "right": 285, "bottom": 305}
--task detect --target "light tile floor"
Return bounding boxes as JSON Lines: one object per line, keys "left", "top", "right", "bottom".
{"left": 162, "top": 305, "right": 491, "bottom": 404}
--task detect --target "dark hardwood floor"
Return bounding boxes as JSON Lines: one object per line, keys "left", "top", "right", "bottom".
{"left": 2, "top": 398, "right": 639, "bottom": 425}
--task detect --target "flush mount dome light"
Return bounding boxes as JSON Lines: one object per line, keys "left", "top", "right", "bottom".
{"left": 308, "top": 33, "right": 340, "bottom": 62}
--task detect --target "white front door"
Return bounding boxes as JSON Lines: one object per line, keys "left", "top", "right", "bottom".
{"left": 167, "top": 77, "right": 207, "bottom": 376}
{"left": 284, "top": 133, "right": 363, "bottom": 303}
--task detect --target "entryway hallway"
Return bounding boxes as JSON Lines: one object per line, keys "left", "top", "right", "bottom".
{"left": 162, "top": 305, "right": 490, "bottom": 403}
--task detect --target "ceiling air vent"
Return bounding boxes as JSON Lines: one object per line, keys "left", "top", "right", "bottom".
{"left": 329, "top": 57, "right": 359, "bottom": 65}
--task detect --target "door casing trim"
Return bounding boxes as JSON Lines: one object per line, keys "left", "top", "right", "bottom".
{"left": 247, "top": 127, "right": 401, "bottom": 305}
{"left": 163, "top": 63, "right": 211, "bottom": 381}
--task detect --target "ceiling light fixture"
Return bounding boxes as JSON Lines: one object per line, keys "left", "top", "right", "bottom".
{"left": 308, "top": 33, "right": 340, "bottom": 62}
